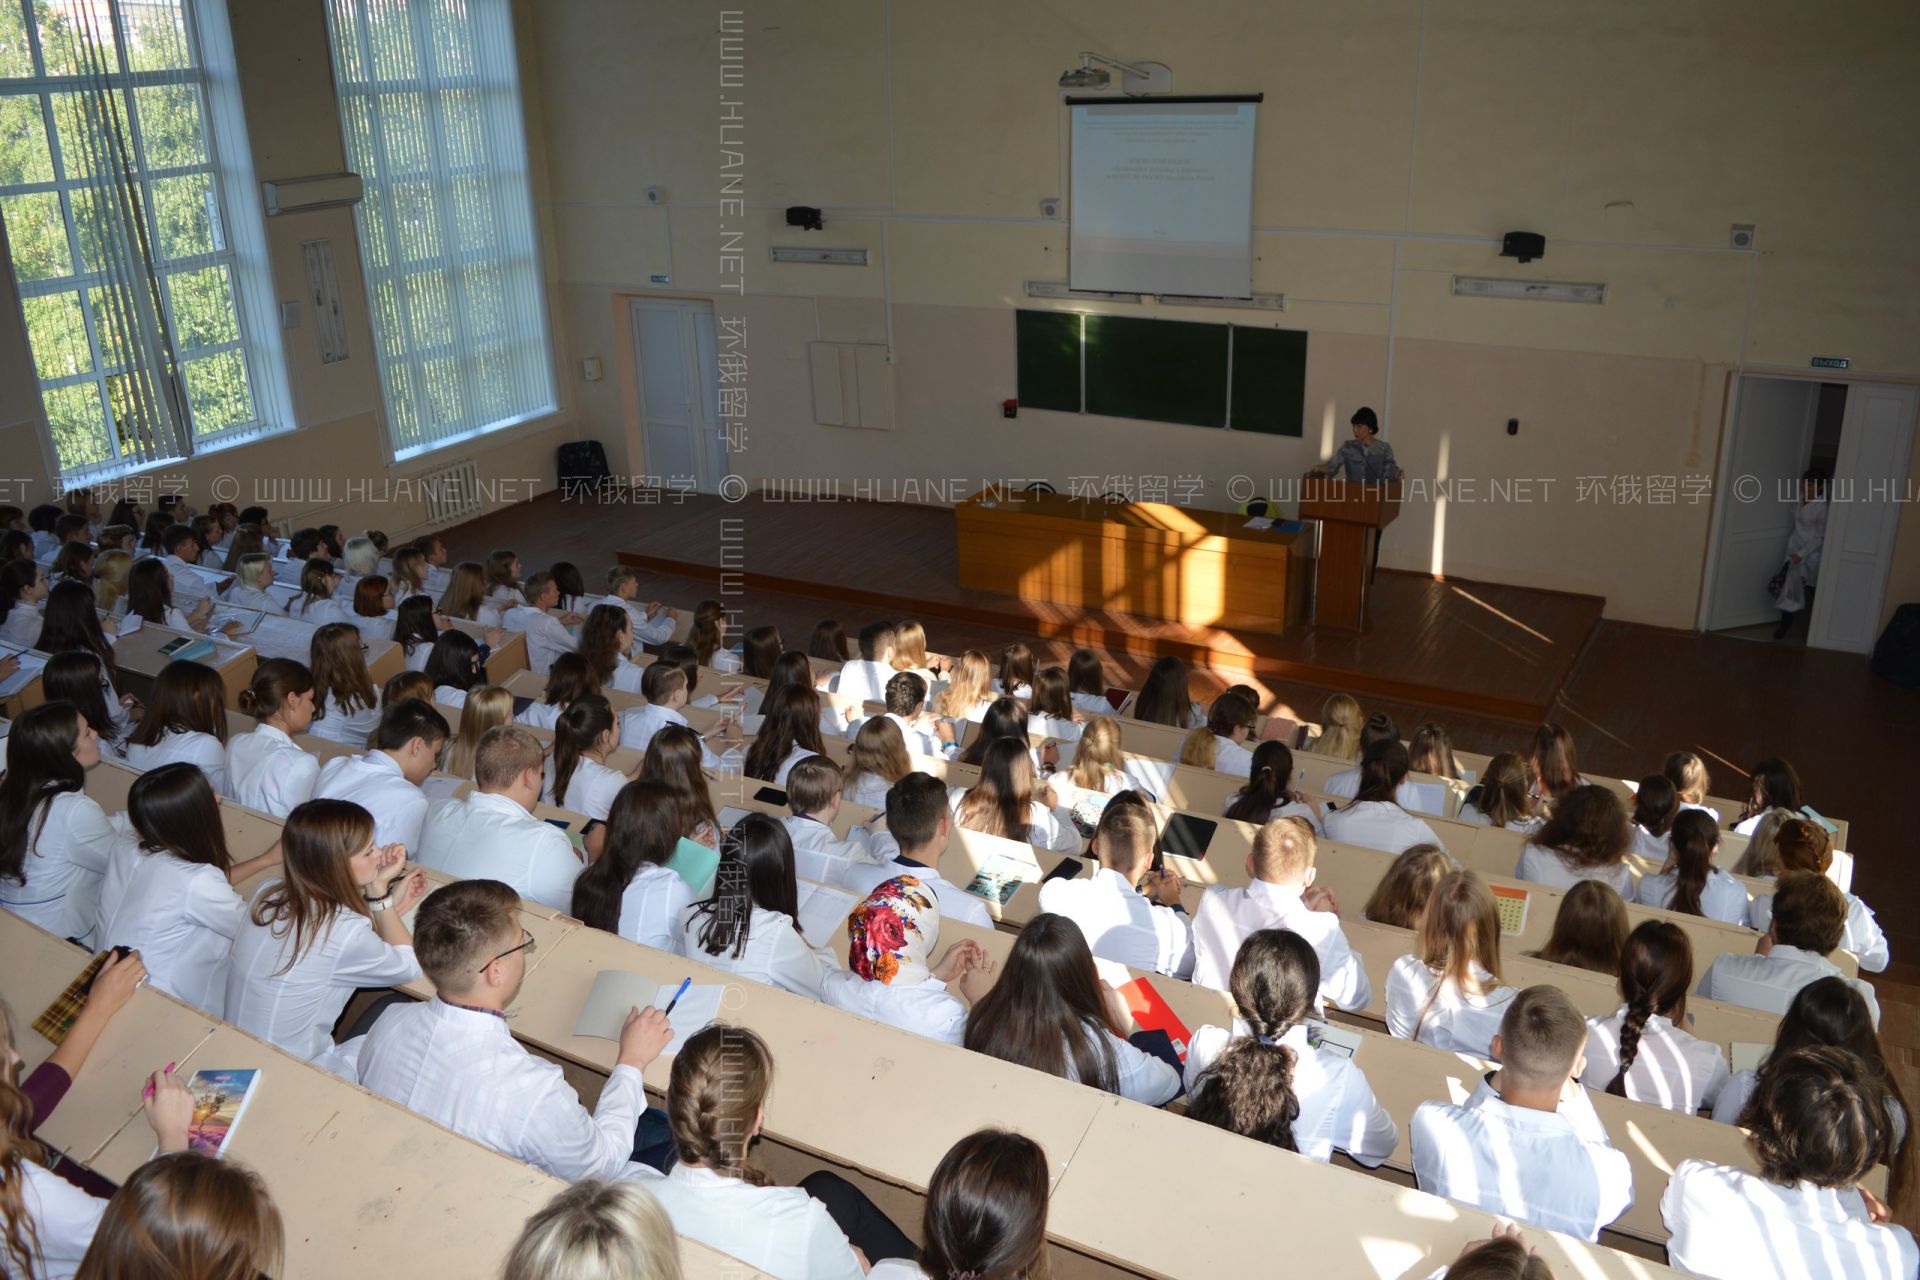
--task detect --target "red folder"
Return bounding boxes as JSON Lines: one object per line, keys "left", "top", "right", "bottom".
{"left": 1117, "top": 977, "right": 1194, "bottom": 1061}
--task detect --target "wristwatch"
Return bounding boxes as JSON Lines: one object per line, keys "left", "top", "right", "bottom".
{"left": 364, "top": 890, "right": 395, "bottom": 913}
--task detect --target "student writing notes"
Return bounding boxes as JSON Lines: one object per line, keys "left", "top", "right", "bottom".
{"left": 1184, "top": 929, "right": 1397, "bottom": 1166}
{"left": 820, "top": 875, "right": 994, "bottom": 1045}
{"left": 415, "top": 726, "right": 584, "bottom": 913}
{"left": 356, "top": 879, "right": 672, "bottom": 1180}
{"left": 1410, "top": 985, "right": 1634, "bottom": 1242}
{"left": 0, "top": 703, "right": 115, "bottom": 946}
{"left": 1190, "top": 814, "right": 1370, "bottom": 1011}
{"left": 680, "top": 811, "right": 840, "bottom": 1000}
{"left": 1699, "top": 870, "right": 1881, "bottom": 1026}
{"left": 568, "top": 780, "right": 693, "bottom": 954}
{"left": 1580, "top": 920, "right": 1728, "bottom": 1115}
{"left": 1664, "top": 1046, "right": 1918, "bottom": 1280}
{"left": 778, "top": 755, "right": 883, "bottom": 888}
{"left": 866, "top": 1129, "right": 1052, "bottom": 1280}
{"left": 1037, "top": 795, "right": 1195, "bottom": 979}
{"left": 1386, "top": 871, "right": 1518, "bottom": 1056}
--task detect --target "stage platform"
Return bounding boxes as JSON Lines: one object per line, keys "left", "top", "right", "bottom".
{"left": 613, "top": 495, "right": 1602, "bottom": 724}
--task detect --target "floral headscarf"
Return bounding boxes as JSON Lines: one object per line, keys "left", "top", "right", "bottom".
{"left": 847, "top": 875, "right": 940, "bottom": 986}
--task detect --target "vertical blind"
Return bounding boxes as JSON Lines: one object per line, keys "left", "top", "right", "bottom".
{"left": 325, "top": 0, "right": 555, "bottom": 460}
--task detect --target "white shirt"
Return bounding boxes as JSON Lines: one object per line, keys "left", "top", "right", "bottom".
{"left": 1, "top": 600, "right": 38, "bottom": 647}
{"left": 679, "top": 903, "right": 839, "bottom": 1000}
{"left": 95, "top": 831, "right": 244, "bottom": 1017}
{"left": 307, "top": 688, "right": 381, "bottom": 749}
{"left": 843, "top": 855, "right": 994, "bottom": 928}
{"left": 1513, "top": 844, "right": 1636, "bottom": 897}
{"left": 612, "top": 862, "right": 693, "bottom": 953}
{"left": 1070, "top": 690, "right": 1115, "bottom": 715}
{"left": 1190, "top": 878, "right": 1371, "bottom": 1012}
{"left": 1699, "top": 943, "right": 1881, "bottom": 1027}
{"left": 549, "top": 755, "right": 627, "bottom": 822}
{"left": 781, "top": 813, "right": 880, "bottom": 888}
{"left": 20, "top": 1160, "right": 105, "bottom": 1280}
{"left": 313, "top": 751, "right": 430, "bottom": 855}
{"left": 1037, "top": 865, "right": 1194, "bottom": 979}
{"left": 1634, "top": 866, "right": 1752, "bottom": 926}
{"left": 502, "top": 604, "right": 576, "bottom": 674}
{"left": 1457, "top": 804, "right": 1545, "bottom": 835}
{"left": 606, "top": 655, "right": 647, "bottom": 695}
{"left": 643, "top": 1161, "right": 863, "bottom": 1280}
{"left": 30, "top": 529, "right": 59, "bottom": 559}
{"left": 843, "top": 770, "right": 892, "bottom": 812}
{"left": 160, "top": 553, "right": 215, "bottom": 599}
{"left": 1321, "top": 800, "right": 1444, "bottom": 854}
{"left": 1385, "top": 956, "right": 1518, "bottom": 1056}
{"left": 415, "top": 791, "right": 582, "bottom": 913}
{"left": 1580, "top": 1006, "right": 1729, "bottom": 1115}
{"left": 1322, "top": 769, "right": 1427, "bottom": 810}
{"left": 947, "top": 789, "right": 1080, "bottom": 853}
{"left": 122, "top": 727, "right": 229, "bottom": 796}
{"left": 768, "top": 743, "right": 813, "bottom": 786}
{"left": 434, "top": 684, "right": 469, "bottom": 710}
{"left": 833, "top": 658, "right": 894, "bottom": 704}
{"left": 616, "top": 702, "right": 719, "bottom": 768}
{"left": 1207, "top": 734, "right": 1254, "bottom": 778}
{"left": 1411, "top": 1074, "right": 1633, "bottom": 1242}
{"left": 290, "top": 595, "right": 355, "bottom": 626}
{"left": 1629, "top": 823, "right": 1670, "bottom": 860}
{"left": 514, "top": 699, "right": 565, "bottom": 732}
{"left": 703, "top": 646, "right": 743, "bottom": 673}
{"left": 1662, "top": 1158, "right": 1916, "bottom": 1280}
{"left": 225, "top": 583, "right": 281, "bottom": 613}
{"left": 1182, "top": 1020, "right": 1397, "bottom": 1166}
{"left": 226, "top": 895, "right": 419, "bottom": 1064}
{"left": 1222, "top": 792, "right": 1323, "bottom": 833}
{"left": 820, "top": 969, "right": 969, "bottom": 1044}
{"left": 602, "top": 595, "right": 674, "bottom": 645}
{"left": 0, "top": 790, "right": 114, "bottom": 946}
{"left": 225, "top": 723, "right": 320, "bottom": 818}
{"left": 1748, "top": 890, "right": 1890, "bottom": 973}
{"left": 1066, "top": 1022, "right": 1181, "bottom": 1105}
{"left": 401, "top": 641, "right": 433, "bottom": 673}
{"left": 358, "top": 997, "right": 653, "bottom": 1181}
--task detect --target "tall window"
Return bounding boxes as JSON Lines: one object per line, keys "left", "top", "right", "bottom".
{"left": 326, "top": 0, "right": 555, "bottom": 460}
{"left": 0, "top": 0, "right": 280, "bottom": 480}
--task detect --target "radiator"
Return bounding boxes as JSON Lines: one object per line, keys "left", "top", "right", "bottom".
{"left": 419, "top": 459, "right": 481, "bottom": 524}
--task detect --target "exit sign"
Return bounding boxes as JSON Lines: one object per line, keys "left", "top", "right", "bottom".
{"left": 1811, "top": 356, "right": 1850, "bottom": 369}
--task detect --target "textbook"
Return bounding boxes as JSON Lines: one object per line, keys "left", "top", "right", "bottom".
{"left": 186, "top": 1068, "right": 261, "bottom": 1158}
{"left": 157, "top": 635, "right": 217, "bottom": 662}
{"left": 0, "top": 650, "right": 45, "bottom": 699}
{"left": 207, "top": 609, "right": 263, "bottom": 636}
{"left": 1116, "top": 977, "right": 1192, "bottom": 1061}
{"left": 964, "top": 852, "right": 1037, "bottom": 906}
{"left": 115, "top": 613, "right": 144, "bottom": 637}
{"left": 572, "top": 970, "right": 723, "bottom": 1055}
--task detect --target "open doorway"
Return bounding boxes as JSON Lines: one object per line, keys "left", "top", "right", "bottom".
{"left": 1701, "top": 375, "right": 1918, "bottom": 653}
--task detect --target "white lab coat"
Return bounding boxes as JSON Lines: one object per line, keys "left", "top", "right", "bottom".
{"left": 18, "top": 1160, "right": 105, "bottom": 1280}
{"left": 1747, "top": 888, "right": 1889, "bottom": 972}
{"left": 679, "top": 902, "right": 839, "bottom": 1000}
{"left": 843, "top": 855, "right": 994, "bottom": 928}
{"left": 1385, "top": 956, "right": 1517, "bottom": 1056}
{"left": 819, "top": 970, "right": 969, "bottom": 1045}
{"left": 415, "top": 791, "right": 582, "bottom": 913}
{"left": 122, "top": 727, "right": 229, "bottom": 796}
{"left": 616, "top": 702, "right": 720, "bottom": 768}
{"left": 1037, "top": 865, "right": 1194, "bottom": 979}
{"left": 547, "top": 755, "right": 627, "bottom": 822}
{"left": 1513, "top": 844, "right": 1637, "bottom": 897}
{"left": 225, "top": 724, "right": 320, "bottom": 818}
{"left": 313, "top": 751, "right": 430, "bottom": 855}
{"left": 1580, "top": 1006, "right": 1730, "bottom": 1116}
{"left": 1699, "top": 943, "right": 1881, "bottom": 1027}
{"left": 1190, "top": 878, "right": 1371, "bottom": 1012}
{"left": 502, "top": 604, "right": 576, "bottom": 674}
{"left": 95, "top": 829, "right": 245, "bottom": 1017}
{"left": 1634, "top": 867, "right": 1751, "bottom": 927}
{"left": 1063, "top": 1022, "right": 1180, "bottom": 1106}
{"left": 306, "top": 689, "right": 382, "bottom": 750}
{"left": 1321, "top": 801, "right": 1444, "bottom": 855}
{"left": 225, "top": 895, "right": 419, "bottom": 1066}
{"left": 947, "top": 790, "right": 1080, "bottom": 853}
{"left": 610, "top": 862, "right": 693, "bottom": 953}
{"left": 0, "top": 790, "right": 114, "bottom": 946}
{"left": 1662, "top": 1157, "right": 1916, "bottom": 1280}
{"left": 643, "top": 1161, "right": 864, "bottom": 1280}
{"left": 1183, "top": 1020, "right": 1397, "bottom": 1165}
{"left": 780, "top": 813, "right": 882, "bottom": 889}
{"left": 1, "top": 601, "right": 38, "bottom": 647}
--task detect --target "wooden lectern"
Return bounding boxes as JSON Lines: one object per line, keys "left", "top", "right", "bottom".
{"left": 1300, "top": 474, "right": 1401, "bottom": 630}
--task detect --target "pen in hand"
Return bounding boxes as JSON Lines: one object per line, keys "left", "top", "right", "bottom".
{"left": 143, "top": 1062, "right": 176, "bottom": 1100}
{"left": 662, "top": 977, "right": 692, "bottom": 1017}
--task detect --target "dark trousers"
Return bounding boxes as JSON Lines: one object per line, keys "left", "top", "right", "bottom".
{"left": 800, "top": 1171, "right": 915, "bottom": 1263}
{"left": 1130, "top": 1028, "right": 1187, "bottom": 1103}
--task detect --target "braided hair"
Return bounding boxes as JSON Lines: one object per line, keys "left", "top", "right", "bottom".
{"left": 1606, "top": 921, "right": 1693, "bottom": 1098}
{"left": 666, "top": 1024, "right": 772, "bottom": 1186}
{"left": 1185, "top": 929, "right": 1317, "bottom": 1151}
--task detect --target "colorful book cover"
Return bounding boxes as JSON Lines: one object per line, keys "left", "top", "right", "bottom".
{"left": 1117, "top": 977, "right": 1193, "bottom": 1061}
{"left": 963, "top": 853, "right": 1034, "bottom": 906}
{"left": 186, "top": 1068, "right": 261, "bottom": 1158}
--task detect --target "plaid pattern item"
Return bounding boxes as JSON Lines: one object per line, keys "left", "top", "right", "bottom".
{"left": 32, "top": 949, "right": 111, "bottom": 1046}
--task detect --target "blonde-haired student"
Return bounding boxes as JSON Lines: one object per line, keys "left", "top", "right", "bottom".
{"left": 1385, "top": 871, "right": 1518, "bottom": 1056}
{"left": 1176, "top": 691, "right": 1256, "bottom": 778}
{"left": 600, "top": 566, "right": 676, "bottom": 646}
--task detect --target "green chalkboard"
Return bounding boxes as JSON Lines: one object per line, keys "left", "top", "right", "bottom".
{"left": 1085, "top": 314, "right": 1229, "bottom": 428}
{"left": 1229, "top": 326, "right": 1308, "bottom": 436}
{"left": 1015, "top": 310, "right": 1082, "bottom": 413}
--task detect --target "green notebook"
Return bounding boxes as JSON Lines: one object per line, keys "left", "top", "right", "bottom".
{"left": 666, "top": 837, "right": 720, "bottom": 897}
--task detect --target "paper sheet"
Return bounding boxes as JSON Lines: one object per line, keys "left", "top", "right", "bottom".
{"left": 572, "top": 969, "right": 724, "bottom": 1056}
{"left": 794, "top": 881, "right": 858, "bottom": 948}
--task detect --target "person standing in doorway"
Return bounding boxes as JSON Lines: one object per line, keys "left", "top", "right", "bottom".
{"left": 1773, "top": 467, "right": 1828, "bottom": 639}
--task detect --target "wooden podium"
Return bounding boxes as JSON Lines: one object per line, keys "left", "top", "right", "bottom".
{"left": 1300, "top": 474, "right": 1401, "bottom": 630}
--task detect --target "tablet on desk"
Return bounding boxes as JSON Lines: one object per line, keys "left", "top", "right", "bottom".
{"left": 753, "top": 786, "right": 789, "bottom": 807}
{"left": 1158, "top": 812, "right": 1216, "bottom": 862}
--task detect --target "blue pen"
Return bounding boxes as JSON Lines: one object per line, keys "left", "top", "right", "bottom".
{"left": 662, "top": 977, "right": 692, "bottom": 1016}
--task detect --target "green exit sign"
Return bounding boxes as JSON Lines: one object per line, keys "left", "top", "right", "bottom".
{"left": 1811, "top": 356, "right": 1850, "bottom": 369}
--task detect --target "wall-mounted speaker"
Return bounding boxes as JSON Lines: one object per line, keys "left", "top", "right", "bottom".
{"left": 1500, "top": 231, "right": 1545, "bottom": 263}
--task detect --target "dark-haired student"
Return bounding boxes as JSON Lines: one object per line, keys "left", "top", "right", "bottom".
{"left": 820, "top": 876, "right": 992, "bottom": 1044}
{"left": 617, "top": 659, "right": 723, "bottom": 767}
{"left": 502, "top": 571, "right": 583, "bottom": 675}
{"left": 1320, "top": 741, "right": 1445, "bottom": 854}
{"left": 515, "top": 651, "right": 599, "bottom": 732}
{"left": 1319, "top": 712, "right": 1411, "bottom": 803}
{"left": 1410, "top": 986, "right": 1633, "bottom": 1242}
{"left": 545, "top": 695, "right": 627, "bottom": 821}
{"left": 416, "top": 726, "right": 582, "bottom": 913}
{"left": 356, "top": 879, "right": 674, "bottom": 1180}
{"left": 311, "top": 697, "right": 450, "bottom": 856}
{"left": 843, "top": 772, "right": 993, "bottom": 927}
{"left": 835, "top": 619, "right": 898, "bottom": 704}
{"left": 963, "top": 913, "right": 1180, "bottom": 1107}
{"left": 1184, "top": 929, "right": 1396, "bottom": 1165}
{"left": 94, "top": 764, "right": 280, "bottom": 1016}
{"left": 1634, "top": 808, "right": 1749, "bottom": 926}
{"left": 1579, "top": 920, "right": 1727, "bottom": 1115}
{"left": 570, "top": 780, "right": 692, "bottom": 953}
{"left": 1190, "top": 815, "right": 1370, "bottom": 1011}
{"left": 1664, "top": 1046, "right": 1916, "bottom": 1279}
{"left": 1708, "top": 977, "right": 1909, "bottom": 1145}
{"left": 680, "top": 812, "right": 840, "bottom": 1000}
{"left": 866, "top": 1129, "right": 1051, "bottom": 1280}
{"left": 1746, "top": 817, "right": 1889, "bottom": 972}
{"left": 0, "top": 702, "right": 115, "bottom": 945}
{"left": 0, "top": 558, "right": 44, "bottom": 648}
{"left": 41, "top": 651, "right": 125, "bottom": 760}
{"left": 1036, "top": 794, "right": 1193, "bottom": 979}
{"left": 225, "top": 658, "right": 321, "bottom": 818}
{"left": 121, "top": 660, "right": 230, "bottom": 795}
{"left": 1699, "top": 870, "right": 1880, "bottom": 1026}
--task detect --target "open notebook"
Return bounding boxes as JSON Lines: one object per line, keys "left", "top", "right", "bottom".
{"left": 572, "top": 970, "right": 724, "bottom": 1056}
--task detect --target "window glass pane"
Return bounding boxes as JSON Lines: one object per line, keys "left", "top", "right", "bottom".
{"left": 0, "top": 189, "right": 68, "bottom": 278}
{"left": 426, "top": 0, "right": 473, "bottom": 78}
{"left": 437, "top": 88, "right": 479, "bottom": 169}
{"left": 382, "top": 91, "right": 429, "bottom": 176}
{"left": 366, "top": 2, "right": 419, "bottom": 78}
{"left": 449, "top": 173, "right": 492, "bottom": 250}
{"left": 48, "top": 91, "right": 106, "bottom": 179}
{"left": 462, "top": 261, "right": 501, "bottom": 338}
{"left": 0, "top": 2, "right": 32, "bottom": 78}
{"left": 0, "top": 91, "right": 53, "bottom": 184}
{"left": 423, "top": 353, "right": 460, "bottom": 427}
{"left": 182, "top": 349, "right": 252, "bottom": 434}
{"left": 134, "top": 84, "right": 205, "bottom": 169}
{"left": 390, "top": 178, "right": 437, "bottom": 261}
{"left": 122, "top": 0, "right": 191, "bottom": 73}
{"left": 150, "top": 170, "right": 216, "bottom": 258}
{"left": 21, "top": 289, "right": 90, "bottom": 379}
{"left": 166, "top": 264, "right": 238, "bottom": 350}
{"left": 34, "top": 4, "right": 118, "bottom": 80}
{"left": 403, "top": 267, "right": 448, "bottom": 352}
{"left": 44, "top": 381, "right": 112, "bottom": 472}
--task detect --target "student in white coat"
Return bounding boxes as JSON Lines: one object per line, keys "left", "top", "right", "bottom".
{"left": 843, "top": 772, "right": 993, "bottom": 928}
{"left": 1221, "top": 741, "right": 1323, "bottom": 832}
{"left": 1412, "top": 986, "right": 1634, "bottom": 1243}
{"left": 225, "top": 659, "right": 321, "bottom": 819}
{"left": 94, "top": 764, "right": 281, "bottom": 1017}
{"left": 600, "top": 566, "right": 675, "bottom": 646}
{"left": 1732, "top": 757, "right": 1801, "bottom": 837}
{"left": 1627, "top": 773, "right": 1681, "bottom": 860}
{"left": 1318, "top": 712, "right": 1406, "bottom": 801}
{"left": 225, "top": 798, "right": 426, "bottom": 1071}
{"left": 1707, "top": 977, "right": 1905, "bottom": 1135}
{"left": 1634, "top": 808, "right": 1750, "bottom": 927}
{"left": 304, "top": 622, "right": 383, "bottom": 749}
{"left": 0, "top": 558, "right": 46, "bottom": 647}
{"left": 962, "top": 912, "right": 1181, "bottom": 1107}
{"left": 1189, "top": 814, "right": 1370, "bottom": 1011}
{"left": 948, "top": 737, "right": 1079, "bottom": 854}
{"left": 1513, "top": 784, "right": 1637, "bottom": 897}
{"left": 515, "top": 652, "right": 597, "bottom": 732}
{"left": 1456, "top": 751, "right": 1547, "bottom": 834}
{"left": 832, "top": 619, "right": 898, "bottom": 704}
{"left": 544, "top": 696, "right": 629, "bottom": 822}
{"left": 1065, "top": 647, "right": 1117, "bottom": 716}
{"left": 286, "top": 558, "right": 355, "bottom": 627}
{"left": 779, "top": 755, "right": 886, "bottom": 888}
{"left": 567, "top": 779, "right": 693, "bottom": 954}
{"left": 423, "top": 628, "right": 487, "bottom": 711}
{"left": 0, "top": 702, "right": 115, "bottom": 945}
{"left": 680, "top": 812, "right": 841, "bottom": 1000}
{"left": 1581, "top": 920, "right": 1729, "bottom": 1116}
{"left": 502, "top": 572, "right": 584, "bottom": 675}
{"left": 820, "top": 876, "right": 994, "bottom": 1045}
{"left": 1699, "top": 871, "right": 1881, "bottom": 1026}
{"left": 617, "top": 660, "right": 723, "bottom": 768}
{"left": 126, "top": 556, "right": 237, "bottom": 638}
{"left": 842, "top": 716, "right": 912, "bottom": 813}
{"left": 846, "top": 671, "right": 956, "bottom": 761}
{"left": 1770, "top": 468, "right": 1830, "bottom": 640}
{"left": 224, "top": 553, "right": 284, "bottom": 613}
{"left": 1183, "top": 929, "right": 1398, "bottom": 1166}
{"left": 415, "top": 726, "right": 584, "bottom": 913}
{"left": 311, "top": 698, "right": 450, "bottom": 856}
{"left": 356, "top": 878, "right": 673, "bottom": 1181}
{"left": 120, "top": 659, "right": 231, "bottom": 796}
{"left": 650, "top": 1025, "right": 911, "bottom": 1276}
{"left": 686, "top": 598, "right": 743, "bottom": 674}
{"left": 1320, "top": 741, "right": 1446, "bottom": 855}
{"left": 1745, "top": 817, "right": 1888, "bottom": 972}
{"left": 866, "top": 1130, "right": 1052, "bottom": 1280}
{"left": 1386, "top": 871, "right": 1519, "bottom": 1056}
{"left": 1176, "top": 691, "right": 1256, "bottom": 779}
{"left": 1665, "top": 1045, "right": 1916, "bottom": 1280}
{"left": 156, "top": 525, "right": 217, "bottom": 602}
{"left": 1037, "top": 795, "right": 1194, "bottom": 979}
{"left": 575, "top": 604, "right": 646, "bottom": 694}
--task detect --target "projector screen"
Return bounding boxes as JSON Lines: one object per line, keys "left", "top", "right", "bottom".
{"left": 1069, "top": 98, "right": 1259, "bottom": 299}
